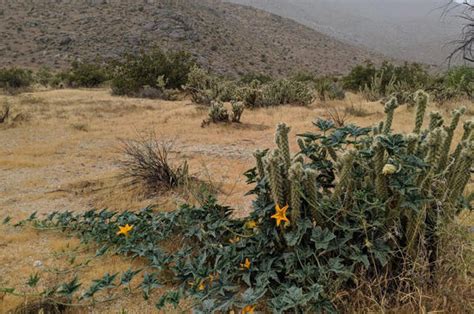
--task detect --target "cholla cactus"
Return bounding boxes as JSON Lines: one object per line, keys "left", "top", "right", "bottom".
{"left": 253, "top": 149, "right": 267, "bottom": 180}
{"left": 289, "top": 162, "right": 304, "bottom": 223}
{"left": 413, "top": 90, "right": 429, "bottom": 134}
{"left": 383, "top": 97, "right": 399, "bottom": 134}
{"left": 208, "top": 101, "right": 229, "bottom": 123}
{"left": 428, "top": 111, "right": 444, "bottom": 131}
{"left": 451, "top": 120, "right": 474, "bottom": 163}
{"left": 448, "top": 142, "right": 474, "bottom": 208}
{"left": 406, "top": 133, "right": 418, "bottom": 154}
{"left": 230, "top": 101, "right": 245, "bottom": 123}
{"left": 437, "top": 107, "right": 466, "bottom": 172}
{"left": 276, "top": 123, "right": 291, "bottom": 170}
{"left": 332, "top": 151, "right": 355, "bottom": 201}
{"left": 265, "top": 149, "right": 287, "bottom": 207}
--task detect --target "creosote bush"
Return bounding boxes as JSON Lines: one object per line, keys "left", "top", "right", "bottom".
{"left": 6, "top": 90, "right": 472, "bottom": 313}
{"left": 0, "top": 67, "right": 33, "bottom": 91}
{"left": 110, "top": 49, "right": 194, "bottom": 97}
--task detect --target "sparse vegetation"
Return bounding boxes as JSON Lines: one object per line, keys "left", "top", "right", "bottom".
{"left": 5, "top": 90, "right": 472, "bottom": 313}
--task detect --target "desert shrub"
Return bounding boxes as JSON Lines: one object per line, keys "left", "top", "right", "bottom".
{"left": 0, "top": 101, "right": 29, "bottom": 127}
{"left": 213, "top": 80, "right": 239, "bottom": 102}
{"left": 201, "top": 100, "right": 244, "bottom": 126}
{"left": 342, "top": 61, "right": 377, "bottom": 91}
{"left": 35, "top": 66, "right": 53, "bottom": 87}
{"left": 63, "top": 61, "right": 109, "bottom": 88}
{"left": 208, "top": 101, "right": 229, "bottom": 123}
{"left": 240, "top": 72, "right": 272, "bottom": 84}
{"left": 291, "top": 71, "right": 317, "bottom": 83}
{"left": 345, "top": 61, "right": 430, "bottom": 102}
{"left": 238, "top": 79, "right": 313, "bottom": 108}
{"left": 110, "top": 49, "right": 194, "bottom": 96}
{"left": 315, "top": 77, "right": 345, "bottom": 101}
{"left": 118, "top": 135, "right": 188, "bottom": 193}
{"left": 12, "top": 91, "right": 472, "bottom": 312}
{"left": 260, "top": 79, "right": 313, "bottom": 106}
{"left": 186, "top": 65, "right": 214, "bottom": 105}
{"left": 0, "top": 67, "right": 33, "bottom": 90}
{"left": 443, "top": 66, "right": 474, "bottom": 99}
{"left": 230, "top": 101, "right": 244, "bottom": 122}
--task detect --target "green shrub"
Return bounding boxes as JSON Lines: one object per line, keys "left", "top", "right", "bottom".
{"left": 35, "top": 66, "right": 53, "bottom": 87}
{"left": 344, "top": 61, "right": 430, "bottom": 102}
{"left": 64, "top": 61, "right": 108, "bottom": 88}
{"left": 15, "top": 92, "right": 472, "bottom": 312}
{"left": 315, "top": 77, "right": 345, "bottom": 101}
{"left": 0, "top": 67, "right": 33, "bottom": 89}
{"left": 110, "top": 49, "right": 194, "bottom": 96}
{"left": 443, "top": 66, "right": 474, "bottom": 98}
{"left": 240, "top": 72, "right": 272, "bottom": 84}
{"left": 238, "top": 79, "right": 313, "bottom": 108}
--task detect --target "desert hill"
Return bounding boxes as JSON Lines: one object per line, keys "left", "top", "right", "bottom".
{"left": 227, "top": 0, "right": 467, "bottom": 66}
{"left": 0, "top": 0, "right": 381, "bottom": 77}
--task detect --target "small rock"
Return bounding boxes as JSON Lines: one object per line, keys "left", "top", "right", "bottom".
{"left": 33, "top": 260, "right": 43, "bottom": 267}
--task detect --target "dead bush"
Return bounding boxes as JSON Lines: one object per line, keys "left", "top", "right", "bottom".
{"left": 118, "top": 134, "right": 188, "bottom": 194}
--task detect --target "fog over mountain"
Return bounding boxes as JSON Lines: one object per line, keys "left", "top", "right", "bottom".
{"left": 226, "top": 0, "right": 468, "bottom": 66}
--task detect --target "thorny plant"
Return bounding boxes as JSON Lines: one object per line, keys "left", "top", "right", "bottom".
{"left": 2, "top": 90, "right": 473, "bottom": 313}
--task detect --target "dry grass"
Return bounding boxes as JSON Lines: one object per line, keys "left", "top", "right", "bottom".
{"left": 0, "top": 88, "right": 472, "bottom": 312}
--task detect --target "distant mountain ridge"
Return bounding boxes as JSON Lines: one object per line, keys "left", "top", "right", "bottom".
{"left": 226, "top": 0, "right": 467, "bottom": 66}
{"left": 0, "top": 0, "right": 382, "bottom": 77}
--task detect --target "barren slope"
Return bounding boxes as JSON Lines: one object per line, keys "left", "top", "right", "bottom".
{"left": 0, "top": 0, "right": 380, "bottom": 77}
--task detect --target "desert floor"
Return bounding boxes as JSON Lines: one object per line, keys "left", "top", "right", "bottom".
{"left": 0, "top": 89, "right": 472, "bottom": 313}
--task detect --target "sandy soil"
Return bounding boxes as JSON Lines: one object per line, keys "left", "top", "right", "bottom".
{"left": 0, "top": 89, "right": 472, "bottom": 313}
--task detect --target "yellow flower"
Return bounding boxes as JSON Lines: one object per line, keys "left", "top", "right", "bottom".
{"left": 271, "top": 204, "right": 290, "bottom": 226}
{"left": 240, "top": 258, "right": 251, "bottom": 270}
{"left": 116, "top": 224, "right": 133, "bottom": 237}
{"left": 242, "top": 305, "right": 255, "bottom": 314}
{"left": 382, "top": 164, "right": 397, "bottom": 175}
{"left": 197, "top": 281, "right": 206, "bottom": 291}
{"left": 244, "top": 220, "right": 258, "bottom": 230}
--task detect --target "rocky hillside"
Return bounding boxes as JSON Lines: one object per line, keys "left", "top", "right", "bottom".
{"left": 0, "top": 0, "right": 380, "bottom": 77}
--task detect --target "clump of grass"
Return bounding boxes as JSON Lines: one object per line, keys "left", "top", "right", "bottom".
{"left": 118, "top": 134, "right": 189, "bottom": 194}
{"left": 71, "top": 123, "right": 89, "bottom": 132}
{"left": 344, "top": 103, "right": 371, "bottom": 117}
